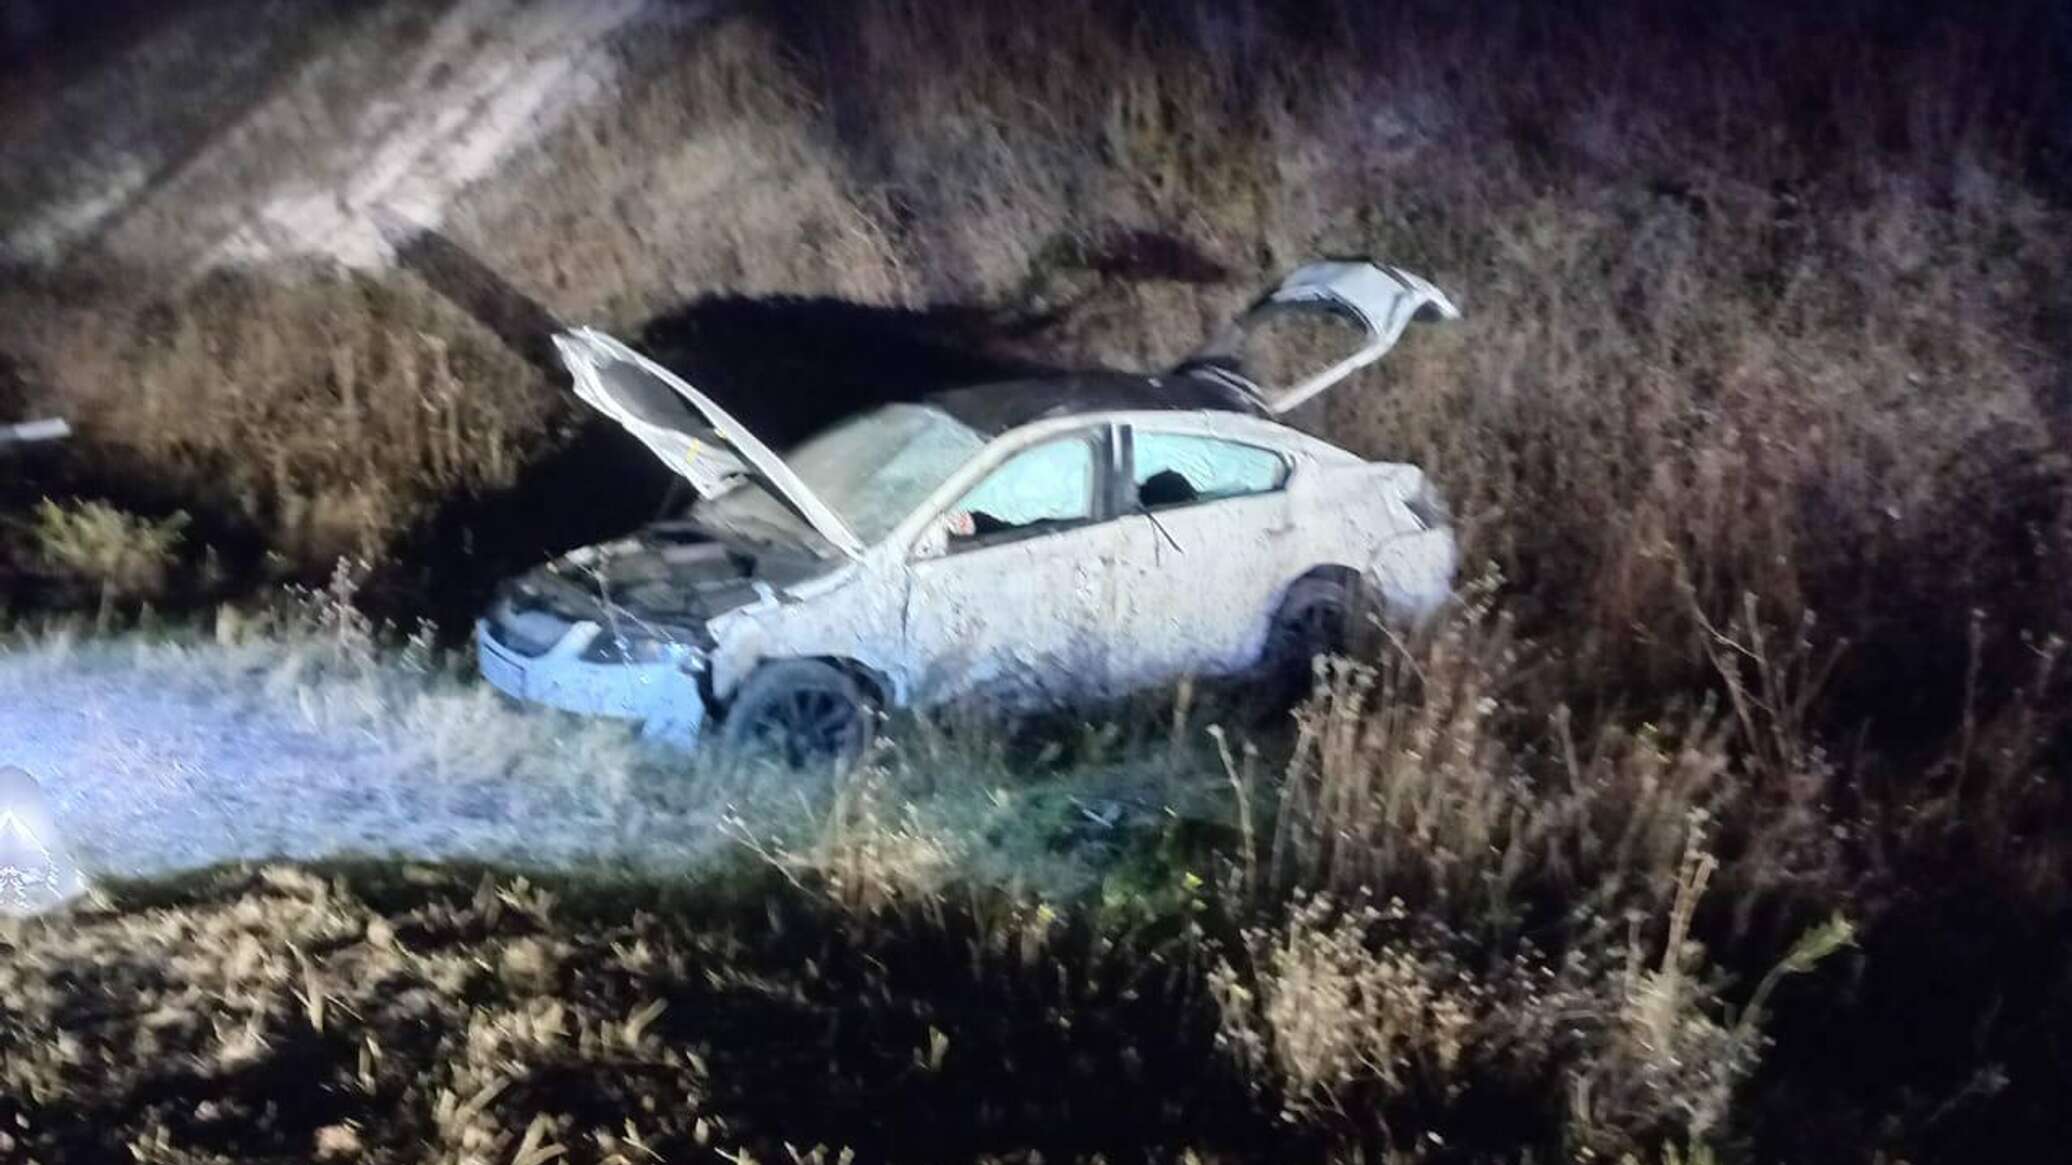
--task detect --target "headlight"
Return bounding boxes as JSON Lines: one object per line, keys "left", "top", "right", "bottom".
{"left": 581, "top": 628, "right": 687, "bottom": 665}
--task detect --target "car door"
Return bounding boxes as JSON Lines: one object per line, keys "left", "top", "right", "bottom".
{"left": 1107, "top": 426, "right": 1297, "bottom": 687}
{"left": 1176, "top": 260, "right": 1459, "bottom": 416}
{"left": 901, "top": 426, "right": 1132, "bottom": 708}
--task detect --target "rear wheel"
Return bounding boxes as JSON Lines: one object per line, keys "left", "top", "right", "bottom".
{"left": 1262, "top": 573, "right": 1368, "bottom": 704}
{"left": 718, "top": 660, "right": 872, "bottom": 775}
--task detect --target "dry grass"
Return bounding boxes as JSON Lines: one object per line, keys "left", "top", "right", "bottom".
{"left": 1196, "top": 589, "right": 1854, "bottom": 1155}
{"left": 0, "top": 857, "right": 1279, "bottom": 1163}
{"left": 0, "top": 263, "right": 558, "bottom": 585}
{"left": 1206, "top": 859, "right": 1794, "bottom": 1158}
{"left": 0, "top": 865, "right": 717, "bottom": 1164}
{"left": 2, "top": 0, "right": 2069, "bottom": 1159}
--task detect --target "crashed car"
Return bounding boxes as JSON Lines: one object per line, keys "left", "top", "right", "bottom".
{"left": 477, "top": 260, "right": 1461, "bottom": 764}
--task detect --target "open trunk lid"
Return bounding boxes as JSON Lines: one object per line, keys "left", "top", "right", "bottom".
{"left": 1180, "top": 260, "right": 1459, "bottom": 415}
{"left": 553, "top": 328, "right": 865, "bottom": 558}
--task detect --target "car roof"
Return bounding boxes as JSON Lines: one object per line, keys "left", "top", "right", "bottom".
{"left": 924, "top": 370, "right": 1265, "bottom": 436}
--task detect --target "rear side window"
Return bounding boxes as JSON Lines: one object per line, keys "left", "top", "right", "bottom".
{"left": 1131, "top": 431, "right": 1288, "bottom": 510}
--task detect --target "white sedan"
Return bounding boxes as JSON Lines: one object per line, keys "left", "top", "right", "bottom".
{"left": 476, "top": 260, "right": 1461, "bottom": 765}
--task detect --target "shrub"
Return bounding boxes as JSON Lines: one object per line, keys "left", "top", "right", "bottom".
{"left": 27, "top": 498, "right": 187, "bottom": 617}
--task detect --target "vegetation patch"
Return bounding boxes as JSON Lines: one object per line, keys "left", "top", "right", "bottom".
{"left": 2, "top": 0, "right": 2069, "bottom": 1159}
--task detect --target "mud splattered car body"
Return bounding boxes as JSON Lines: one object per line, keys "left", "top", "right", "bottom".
{"left": 476, "top": 261, "right": 1461, "bottom": 754}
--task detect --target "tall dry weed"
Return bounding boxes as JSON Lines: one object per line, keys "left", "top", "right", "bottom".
{"left": 0, "top": 263, "right": 555, "bottom": 582}
{"left": 1207, "top": 844, "right": 1803, "bottom": 1156}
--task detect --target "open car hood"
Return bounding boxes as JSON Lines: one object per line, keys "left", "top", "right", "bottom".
{"left": 1181, "top": 260, "right": 1460, "bottom": 415}
{"left": 553, "top": 328, "right": 865, "bottom": 559}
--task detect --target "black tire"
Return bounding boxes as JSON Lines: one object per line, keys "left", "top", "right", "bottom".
{"left": 1262, "top": 573, "right": 1367, "bottom": 703}
{"left": 718, "top": 659, "right": 872, "bottom": 774}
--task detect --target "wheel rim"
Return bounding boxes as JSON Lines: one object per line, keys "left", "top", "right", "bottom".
{"left": 745, "top": 688, "right": 864, "bottom": 768}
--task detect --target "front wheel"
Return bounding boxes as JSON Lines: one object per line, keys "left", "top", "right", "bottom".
{"left": 717, "top": 660, "right": 872, "bottom": 775}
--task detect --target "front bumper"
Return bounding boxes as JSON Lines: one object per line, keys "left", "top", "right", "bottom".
{"left": 475, "top": 619, "right": 707, "bottom": 745}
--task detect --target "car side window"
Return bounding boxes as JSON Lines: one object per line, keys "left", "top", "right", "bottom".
{"left": 941, "top": 435, "right": 1099, "bottom": 551}
{"left": 1130, "top": 431, "right": 1288, "bottom": 511}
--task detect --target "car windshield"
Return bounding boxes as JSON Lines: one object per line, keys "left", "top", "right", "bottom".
{"left": 696, "top": 404, "right": 986, "bottom": 550}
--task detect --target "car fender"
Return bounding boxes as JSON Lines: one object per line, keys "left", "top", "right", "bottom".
{"left": 1294, "top": 461, "right": 1456, "bottom": 622}
{"left": 1366, "top": 527, "right": 1457, "bottom": 623}
{"left": 705, "top": 565, "right": 910, "bottom": 707}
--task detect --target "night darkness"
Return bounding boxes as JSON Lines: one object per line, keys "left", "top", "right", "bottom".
{"left": 2, "top": 1, "right": 2071, "bottom": 1162}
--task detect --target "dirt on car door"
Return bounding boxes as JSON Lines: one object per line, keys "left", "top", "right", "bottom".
{"left": 903, "top": 525, "right": 1136, "bottom": 708}
{"left": 1105, "top": 426, "right": 1299, "bottom": 687}
{"left": 900, "top": 429, "right": 1131, "bottom": 708}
